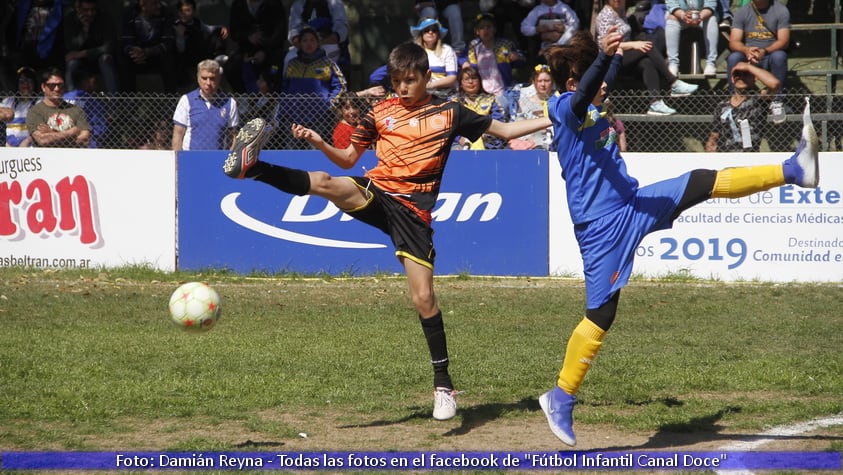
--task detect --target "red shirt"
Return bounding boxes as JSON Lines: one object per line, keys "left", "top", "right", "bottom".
{"left": 332, "top": 120, "right": 355, "bottom": 149}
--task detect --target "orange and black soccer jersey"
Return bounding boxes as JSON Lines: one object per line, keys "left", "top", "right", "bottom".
{"left": 351, "top": 95, "right": 492, "bottom": 223}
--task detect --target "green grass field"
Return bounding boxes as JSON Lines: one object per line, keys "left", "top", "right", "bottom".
{"left": 1, "top": 267, "right": 842, "bottom": 473}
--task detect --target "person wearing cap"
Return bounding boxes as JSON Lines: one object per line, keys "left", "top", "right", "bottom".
{"left": 278, "top": 26, "right": 347, "bottom": 148}
{"left": 287, "top": 0, "right": 350, "bottom": 77}
{"left": 412, "top": 17, "right": 458, "bottom": 97}
{"left": 0, "top": 67, "right": 38, "bottom": 147}
{"left": 464, "top": 12, "right": 525, "bottom": 113}
{"left": 415, "top": 0, "right": 465, "bottom": 56}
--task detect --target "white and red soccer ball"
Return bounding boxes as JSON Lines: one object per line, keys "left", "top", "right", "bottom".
{"left": 168, "top": 282, "right": 221, "bottom": 332}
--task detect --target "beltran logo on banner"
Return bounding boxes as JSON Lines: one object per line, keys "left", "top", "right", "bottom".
{"left": 177, "top": 150, "right": 548, "bottom": 276}
{"left": 0, "top": 148, "right": 176, "bottom": 271}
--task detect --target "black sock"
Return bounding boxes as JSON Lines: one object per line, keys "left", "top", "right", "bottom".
{"left": 249, "top": 162, "right": 311, "bottom": 196}
{"left": 420, "top": 311, "right": 452, "bottom": 389}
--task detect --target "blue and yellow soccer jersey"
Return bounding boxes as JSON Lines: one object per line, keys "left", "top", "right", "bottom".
{"left": 548, "top": 91, "right": 638, "bottom": 226}
{"left": 548, "top": 90, "right": 689, "bottom": 309}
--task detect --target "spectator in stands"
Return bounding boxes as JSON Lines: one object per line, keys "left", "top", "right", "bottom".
{"left": 172, "top": 59, "right": 239, "bottom": 151}
{"left": 227, "top": 0, "right": 287, "bottom": 93}
{"left": 717, "top": 0, "right": 733, "bottom": 31}
{"left": 634, "top": 0, "right": 669, "bottom": 56}
{"left": 412, "top": 17, "right": 458, "bottom": 97}
{"left": 120, "top": 0, "right": 178, "bottom": 92}
{"left": 604, "top": 99, "right": 628, "bottom": 152}
{"left": 597, "top": 0, "right": 698, "bottom": 116}
{"left": 63, "top": 0, "right": 119, "bottom": 93}
{"left": 279, "top": 26, "right": 347, "bottom": 148}
{"left": 173, "top": 0, "right": 229, "bottom": 92}
{"left": 64, "top": 68, "right": 108, "bottom": 148}
{"left": 727, "top": 0, "right": 790, "bottom": 124}
{"left": 451, "top": 66, "right": 507, "bottom": 150}
{"left": 481, "top": 0, "right": 532, "bottom": 65}
{"left": 0, "top": 67, "right": 39, "bottom": 147}
{"left": 508, "top": 63, "right": 554, "bottom": 150}
{"left": 12, "top": 0, "right": 65, "bottom": 73}
{"left": 287, "top": 0, "right": 350, "bottom": 78}
{"left": 140, "top": 118, "right": 171, "bottom": 150}
{"left": 241, "top": 70, "right": 280, "bottom": 143}
{"left": 416, "top": 0, "right": 466, "bottom": 57}
{"left": 331, "top": 92, "right": 361, "bottom": 149}
{"left": 465, "top": 13, "right": 526, "bottom": 113}
{"left": 706, "top": 60, "right": 780, "bottom": 152}
{"left": 26, "top": 67, "right": 91, "bottom": 148}
{"left": 520, "top": 0, "right": 580, "bottom": 53}
{"left": 665, "top": 0, "right": 720, "bottom": 77}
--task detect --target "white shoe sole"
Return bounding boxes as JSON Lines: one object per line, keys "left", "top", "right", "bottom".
{"left": 224, "top": 118, "right": 268, "bottom": 178}
{"left": 797, "top": 98, "right": 819, "bottom": 188}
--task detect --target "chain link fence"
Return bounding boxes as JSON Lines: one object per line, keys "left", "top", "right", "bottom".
{"left": 6, "top": 88, "right": 843, "bottom": 152}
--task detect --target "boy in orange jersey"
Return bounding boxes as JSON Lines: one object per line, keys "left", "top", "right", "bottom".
{"left": 223, "top": 41, "right": 551, "bottom": 420}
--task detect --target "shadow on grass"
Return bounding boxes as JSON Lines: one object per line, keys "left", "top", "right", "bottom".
{"left": 233, "top": 439, "right": 285, "bottom": 448}
{"left": 336, "top": 396, "right": 541, "bottom": 436}
{"left": 592, "top": 404, "right": 843, "bottom": 451}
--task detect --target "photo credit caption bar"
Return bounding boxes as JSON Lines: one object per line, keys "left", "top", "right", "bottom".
{"left": 2, "top": 451, "right": 840, "bottom": 471}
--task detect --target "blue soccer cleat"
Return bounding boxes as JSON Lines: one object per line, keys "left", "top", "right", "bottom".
{"left": 539, "top": 386, "right": 577, "bottom": 446}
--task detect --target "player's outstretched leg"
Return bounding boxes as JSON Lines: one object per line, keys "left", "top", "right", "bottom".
{"left": 539, "top": 386, "right": 577, "bottom": 446}
{"left": 223, "top": 118, "right": 269, "bottom": 179}
{"left": 783, "top": 97, "right": 819, "bottom": 188}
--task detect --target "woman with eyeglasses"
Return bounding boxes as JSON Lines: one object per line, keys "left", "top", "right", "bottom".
{"left": 0, "top": 67, "right": 39, "bottom": 147}
{"left": 451, "top": 66, "right": 506, "bottom": 150}
{"left": 412, "top": 17, "right": 458, "bottom": 97}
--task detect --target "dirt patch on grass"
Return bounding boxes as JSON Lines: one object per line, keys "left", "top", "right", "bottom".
{"left": 10, "top": 406, "right": 841, "bottom": 454}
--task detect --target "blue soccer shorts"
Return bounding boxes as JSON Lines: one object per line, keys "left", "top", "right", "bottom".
{"left": 575, "top": 172, "right": 692, "bottom": 309}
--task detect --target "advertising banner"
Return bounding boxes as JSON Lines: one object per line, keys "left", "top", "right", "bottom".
{"left": 0, "top": 148, "right": 176, "bottom": 271}
{"left": 177, "top": 150, "right": 548, "bottom": 275}
{"left": 549, "top": 152, "right": 843, "bottom": 282}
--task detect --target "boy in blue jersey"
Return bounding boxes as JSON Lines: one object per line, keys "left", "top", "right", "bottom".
{"left": 538, "top": 27, "right": 819, "bottom": 447}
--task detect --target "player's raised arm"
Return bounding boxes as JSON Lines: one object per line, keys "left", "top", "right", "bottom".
{"left": 291, "top": 123, "right": 365, "bottom": 169}
{"left": 485, "top": 116, "right": 552, "bottom": 141}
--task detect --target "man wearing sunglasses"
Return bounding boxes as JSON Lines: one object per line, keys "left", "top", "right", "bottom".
{"left": 26, "top": 67, "right": 91, "bottom": 147}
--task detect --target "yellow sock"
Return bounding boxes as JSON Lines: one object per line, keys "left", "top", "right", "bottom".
{"left": 557, "top": 318, "right": 605, "bottom": 395}
{"left": 711, "top": 165, "right": 785, "bottom": 198}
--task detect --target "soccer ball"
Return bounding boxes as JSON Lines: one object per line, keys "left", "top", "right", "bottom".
{"left": 168, "top": 282, "right": 221, "bottom": 332}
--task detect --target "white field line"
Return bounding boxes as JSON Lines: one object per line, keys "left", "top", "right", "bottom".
{"left": 715, "top": 413, "right": 843, "bottom": 475}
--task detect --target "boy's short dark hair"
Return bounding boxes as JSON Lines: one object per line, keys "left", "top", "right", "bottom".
{"left": 387, "top": 42, "right": 429, "bottom": 79}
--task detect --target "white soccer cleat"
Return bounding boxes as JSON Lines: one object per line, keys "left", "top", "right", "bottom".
{"left": 792, "top": 97, "right": 819, "bottom": 188}
{"left": 433, "top": 387, "right": 458, "bottom": 420}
